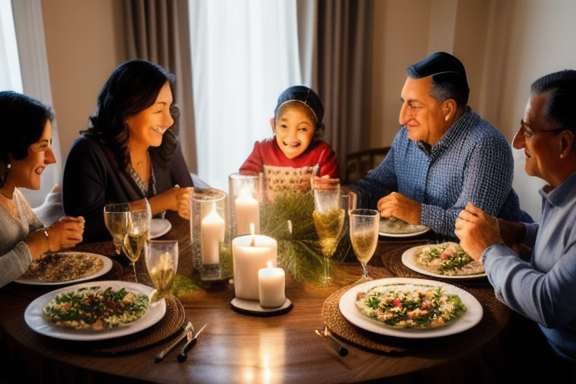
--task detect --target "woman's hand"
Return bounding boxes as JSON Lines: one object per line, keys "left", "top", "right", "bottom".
{"left": 26, "top": 216, "right": 85, "bottom": 259}
{"left": 147, "top": 187, "right": 193, "bottom": 219}
{"left": 176, "top": 187, "right": 193, "bottom": 220}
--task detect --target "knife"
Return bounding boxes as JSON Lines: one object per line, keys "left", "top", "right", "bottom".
{"left": 177, "top": 324, "right": 207, "bottom": 362}
{"left": 315, "top": 328, "right": 349, "bottom": 357}
{"left": 155, "top": 322, "right": 193, "bottom": 362}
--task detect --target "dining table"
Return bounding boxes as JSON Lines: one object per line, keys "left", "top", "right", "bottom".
{"left": 0, "top": 211, "right": 514, "bottom": 384}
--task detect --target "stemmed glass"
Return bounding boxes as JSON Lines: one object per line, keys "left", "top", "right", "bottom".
{"left": 145, "top": 240, "right": 178, "bottom": 303}
{"left": 349, "top": 209, "right": 380, "bottom": 280}
{"left": 312, "top": 178, "right": 345, "bottom": 285}
{"left": 103, "top": 203, "right": 130, "bottom": 255}
{"left": 123, "top": 205, "right": 151, "bottom": 282}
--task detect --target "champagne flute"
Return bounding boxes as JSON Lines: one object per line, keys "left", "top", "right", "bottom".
{"left": 145, "top": 240, "right": 178, "bottom": 303}
{"left": 312, "top": 178, "right": 345, "bottom": 285}
{"left": 123, "top": 207, "right": 150, "bottom": 282}
{"left": 349, "top": 209, "right": 380, "bottom": 280}
{"left": 103, "top": 203, "right": 130, "bottom": 254}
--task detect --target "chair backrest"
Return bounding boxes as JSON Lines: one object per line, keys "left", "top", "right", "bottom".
{"left": 344, "top": 147, "right": 391, "bottom": 185}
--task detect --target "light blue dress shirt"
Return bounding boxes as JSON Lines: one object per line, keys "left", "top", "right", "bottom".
{"left": 483, "top": 171, "right": 576, "bottom": 361}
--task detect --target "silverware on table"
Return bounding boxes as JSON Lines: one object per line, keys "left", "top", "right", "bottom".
{"left": 155, "top": 322, "right": 193, "bottom": 362}
{"left": 177, "top": 323, "right": 207, "bottom": 362}
{"left": 315, "top": 326, "right": 349, "bottom": 357}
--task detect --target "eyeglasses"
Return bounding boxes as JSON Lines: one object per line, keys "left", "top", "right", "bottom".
{"left": 519, "top": 119, "right": 565, "bottom": 139}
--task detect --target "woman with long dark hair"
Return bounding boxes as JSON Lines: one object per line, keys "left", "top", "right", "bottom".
{"left": 62, "top": 60, "right": 193, "bottom": 244}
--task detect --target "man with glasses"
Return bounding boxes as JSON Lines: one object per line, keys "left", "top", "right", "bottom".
{"left": 352, "top": 52, "right": 531, "bottom": 238}
{"left": 455, "top": 70, "right": 576, "bottom": 381}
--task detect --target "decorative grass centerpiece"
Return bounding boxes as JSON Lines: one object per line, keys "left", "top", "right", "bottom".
{"left": 259, "top": 188, "right": 351, "bottom": 286}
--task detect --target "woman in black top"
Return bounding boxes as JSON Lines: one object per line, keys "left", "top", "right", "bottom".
{"left": 62, "top": 60, "right": 193, "bottom": 244}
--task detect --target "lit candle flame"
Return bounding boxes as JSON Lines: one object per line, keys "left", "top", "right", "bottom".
{"left": 250, "top": 223, "right": 256, "bottom": 246}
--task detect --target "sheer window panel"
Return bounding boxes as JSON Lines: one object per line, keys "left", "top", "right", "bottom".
{"left": 0, "top": 0, "right": 23, "bottom": 92}
{"left": 7, "top": 0, "right": 61, "bottom": 207}
{"left": 189, "top": 0, "right": 303, "bottom": 191}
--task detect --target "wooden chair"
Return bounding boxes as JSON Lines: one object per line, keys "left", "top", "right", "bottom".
{"left": 344, "top": 147, "right": 391, "bottom": 184}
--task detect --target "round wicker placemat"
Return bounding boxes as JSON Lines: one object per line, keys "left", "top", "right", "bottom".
{"left": 90, "top": 295, "right": 186, "bottom": 355}
{"left": 322, "top": 282, "right": 410, "bottom": 355}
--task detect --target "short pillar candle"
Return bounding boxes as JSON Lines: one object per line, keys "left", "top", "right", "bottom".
{"left": 258, "top": 262, "right": 285, "bottom": 308}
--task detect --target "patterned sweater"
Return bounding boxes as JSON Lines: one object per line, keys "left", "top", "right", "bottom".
{"left": 352, "top": 107, "right": 532, "bottom": 237}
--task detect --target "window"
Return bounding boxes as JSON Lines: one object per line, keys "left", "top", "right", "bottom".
{"left": 0, "top": 0, "right": 23, "bottom": 92}
{"left": 189, "top": 0, "right": 303, "bottom": 191}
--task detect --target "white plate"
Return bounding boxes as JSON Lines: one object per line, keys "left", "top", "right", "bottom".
{"left": 24, "top": 280, "right": 165, "bottom": 341}
{"left": 378, "top": 219, "right": 429, "bottom": 238}
{"left": 339, "top": 277, "right": 483, "bottom": 338}
{"left": 401, "top": 245, "right": 487, "bottom": 280}
{"left": 15, "top": 252, "right": 113, "bottom": 286}
{"left": 150, "top": 218, "right": 172, "bottom": 239}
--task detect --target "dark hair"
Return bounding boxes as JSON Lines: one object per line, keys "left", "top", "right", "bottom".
{"left": 0, "top": 91, "right": 53, "bottom": 188}
{"left": 530, "top": 70, "right": 576, "bottom": 135}
{"left": 274, "top": 86, "right": 325, "bottom": 141}
{"left": 84, "top": 59, "right": 178, "bottom": 169}
{"left": 407, "top": 52, "right": 470, "bottom": 108}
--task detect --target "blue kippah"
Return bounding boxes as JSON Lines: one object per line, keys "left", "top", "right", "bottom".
{"left": 407, "top": 52, "right": 467, "bottom": 82}
{"left": 274, "top": 85, "right": 324, "bottom": 126}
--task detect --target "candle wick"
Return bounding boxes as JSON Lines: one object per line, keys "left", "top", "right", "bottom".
{"left": 250, "top": 236, "right": 256, "bottom": 246}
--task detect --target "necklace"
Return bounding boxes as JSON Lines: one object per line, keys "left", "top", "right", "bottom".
{"left": 132, "top": 152, "right": 150, "bottom": 182}
{"left": 0, "top": 189, "right": 19, "bottom": 219}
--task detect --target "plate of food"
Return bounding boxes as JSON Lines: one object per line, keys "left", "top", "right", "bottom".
{"left": 150, "top": 218, "right": 172, "bottom": 239}
{"left": 339, "top": 277, "right": 483, "bottom": 338}
{"left": 379, "top": 218, "right": 430, "bottom": 238}
{"left": 24, "top": 281, "right": 165, "bottom": 341}
{"left": 15, "top": 252, "right": 113, "bottom": 286}
{"left": 401, "top": 242, "right": 486, "bottom": 280}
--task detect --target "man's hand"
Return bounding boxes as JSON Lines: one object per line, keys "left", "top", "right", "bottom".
{"left": 377, "top": 192, "right": 421, "bottom": 224}
{"left": 454, "top": 203, "right": 503, "bottom": 261}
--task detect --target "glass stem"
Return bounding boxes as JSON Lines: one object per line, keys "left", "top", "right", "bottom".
{"left": 361, "top": 262, "right": 370, "bottom": 279}
{"left": 323, "top": 257, "right": 331, "bottom": 281}
{"left": 132, "top": 263, "right": 138, "bottom": 282}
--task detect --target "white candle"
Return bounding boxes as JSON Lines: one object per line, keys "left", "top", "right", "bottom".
{"left": 232, "top": 234, "right": 277, "bottom": 300}
{"left": 234, "top": 195, "right": 259, "bottom": 235}
{"left": 201, "top": 207, "right": 225, "bottom": 265}
{"left": 258, "top": 262, "right": 285, "bottom": 307}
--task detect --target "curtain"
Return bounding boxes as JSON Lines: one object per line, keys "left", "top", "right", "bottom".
{"left": 313, "top": 0, "right": 374, "bottom": 180}
{"left": 123, "top": 0, "right": 198, "bottom": 174}
{"left": 188, "top": 0, "right": 302, "bottom": 192}
{"left": 11, "top": 0, "right": 61, "bottom": 207}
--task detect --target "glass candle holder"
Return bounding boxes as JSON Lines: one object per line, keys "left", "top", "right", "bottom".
{"left": 229, "top": 173, "right": 261, "bottom": 238}
{"left": 191, "top": 188, "right": 229, "bottom": 281}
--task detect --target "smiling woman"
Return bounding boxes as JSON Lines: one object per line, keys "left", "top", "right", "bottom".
{"left": 61, "top": 60, "right": 194, "bottom": 245}
{"left": 0, "top": 91, "right": 85, "bottom": 288}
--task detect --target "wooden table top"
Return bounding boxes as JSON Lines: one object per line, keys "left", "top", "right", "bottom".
{"left": 0, "top": 213, "right": 511, "bottom": 384}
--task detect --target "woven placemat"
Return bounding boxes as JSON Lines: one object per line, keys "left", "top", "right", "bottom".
{"left": 322, "top": 282, "right": 410, "bottom": 355}
{"left": 90, "top": 295, "right": 186, "bottom": 355}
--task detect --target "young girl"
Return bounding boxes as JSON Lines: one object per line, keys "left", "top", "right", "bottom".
{"left": 239, "top": 85, "right": 339, "bottom": 192}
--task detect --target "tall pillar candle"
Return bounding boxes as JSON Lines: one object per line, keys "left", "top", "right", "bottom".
{"left": 232, "top": 234, "right": 277, "bottom": 300}
{"left": 234, "top": 195, "right": 259, "bottom": 236}
{"left": 201, "top": 207, "right": 225, "bottom": 264}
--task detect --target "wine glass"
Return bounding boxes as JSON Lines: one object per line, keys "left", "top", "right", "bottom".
{"left": 312, "top": 178, "right": 345, "bottom": 285}
{"left": 123, "top": 206, "right": 150, "bottom": 282}
{"left": 145, "top": 240, "right": 178, "bottom": 303}
{"left": 349, "top": 209, "right": 380, "bottom": 280}
{"left": 103, "top": 203, "right": 130, "bottom": 254}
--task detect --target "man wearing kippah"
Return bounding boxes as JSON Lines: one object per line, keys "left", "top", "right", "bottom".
{"left": 352, "top": 52, "right": 531, "bottom": 238}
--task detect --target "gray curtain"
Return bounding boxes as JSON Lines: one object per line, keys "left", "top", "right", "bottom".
{"left": 313, "top": 0, "right": 374, "bottom": 180}
{"left": 123, "top": 0, "right": 198, "bottom": 173}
